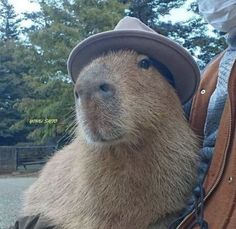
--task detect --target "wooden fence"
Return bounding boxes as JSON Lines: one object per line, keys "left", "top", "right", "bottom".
{"left": 0, "top": 145, "right": 56, "bottom": 173}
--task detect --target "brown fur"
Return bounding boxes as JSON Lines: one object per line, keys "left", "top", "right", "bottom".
{"left": 22, "top": 50, "right": 199, "bottom": 229}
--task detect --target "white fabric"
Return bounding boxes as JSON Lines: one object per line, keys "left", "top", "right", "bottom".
{"left": 197, "top": 0, "right": 236, "bottom": 32}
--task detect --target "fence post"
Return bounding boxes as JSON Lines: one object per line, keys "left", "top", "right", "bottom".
{"left": 0, "top": 146, "right": 17, "bottom": 173}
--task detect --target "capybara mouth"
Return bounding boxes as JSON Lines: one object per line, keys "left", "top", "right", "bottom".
{"left": 83, "top": 124, "right": 125, "bottom": 144}
{"left": 78, "top": 98, "right": 124, "bottom": 144}
{"left": 80, "top": 112, "right": 124, "bottom": 144}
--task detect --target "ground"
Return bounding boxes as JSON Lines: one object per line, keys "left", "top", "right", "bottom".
{"left": 0, "top": 175, "right": 37, "bottom": 229}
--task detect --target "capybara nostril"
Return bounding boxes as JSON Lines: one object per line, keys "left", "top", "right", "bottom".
{"left": 76, "top": 80, "right": 116, "bottom": 100}
{"left": 98, "top": 83, "right": 115, "bottom": 98}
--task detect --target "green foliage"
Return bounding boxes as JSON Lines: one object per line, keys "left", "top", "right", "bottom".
{"left": 127, "top": 0, "right": 227, "bottom": 68}
{"left": 128, "top": 0, "right": 184, "bottom": 27}
{"left": 0, "top": 0, "right": 229, "bottom": 146}
{"left": 13, "top": 0, "right": 128, "bottom": 144}
{"left": 0, "top": 40, "right": 33, "bottom": 145}
{"left": 72, "top": 0, "right": 127, "bottom": 36}
{"left": 16, "top": 75, "right": 75, "bottom": 144}
{"left": 0, "top": 1, "right": 33, "bottom": 145}
{"left": 0, "top": 0, "right": 21, "bottom": 40}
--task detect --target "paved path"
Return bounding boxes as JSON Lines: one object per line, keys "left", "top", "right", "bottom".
{"left": 0, "top": 177, "right": 36, "bottom": 229}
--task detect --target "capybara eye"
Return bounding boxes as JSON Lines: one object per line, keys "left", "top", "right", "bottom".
{"left": 99, "top": 83, "right": 110, "bottom": 93}
{"left": 138, "top": 58, "right": 151, "bottom": 70}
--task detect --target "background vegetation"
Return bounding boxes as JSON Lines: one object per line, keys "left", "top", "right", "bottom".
{"left": 0, "top": 0, "right": 227, "bottom": 146}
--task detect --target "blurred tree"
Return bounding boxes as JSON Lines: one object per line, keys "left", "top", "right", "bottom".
{"left": 0, "top": 0, "right": 21, "bottom": 41}
{"left": 0, "top": 0, "right": 228, "bottom": 146}
{"left": 15, "top": 0, "right": 128, "bottom": 144}
{"left": 0, "top": 0, "right": 31, "bottom": 145}
{"left": 0, "top": 0, "right": 35, "bottom": 145}
{"left": 127, "top": 0, "right": 227, "bottom": 68}
{"left": 128, "top": 0, "right": 184, "bottom": 27}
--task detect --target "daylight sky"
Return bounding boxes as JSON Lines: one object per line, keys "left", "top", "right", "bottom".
{"left": 9, "top": 0, "right": 40, "bottom": 13}
{"left": 9, "top": 0, "right": 196, "bottom": 23}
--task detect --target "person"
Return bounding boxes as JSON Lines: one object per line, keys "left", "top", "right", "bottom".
{"left": 172, "top": 0, "right": 236, "bottom": 228}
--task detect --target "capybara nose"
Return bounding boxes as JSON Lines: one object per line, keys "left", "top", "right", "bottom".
{"left": 98, "top": 83, "right": 116, "bottom": 98}
{"left": 76, "top": 80, "right": 116, "bottom": 100}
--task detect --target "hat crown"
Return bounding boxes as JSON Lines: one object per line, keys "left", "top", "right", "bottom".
{"left": 114, "top": 16, "right": 156, "bottom": 33}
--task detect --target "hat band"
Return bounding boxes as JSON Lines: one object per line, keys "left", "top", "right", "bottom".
{"left": 150, "top": 58, "right": 175, "bottom": 88}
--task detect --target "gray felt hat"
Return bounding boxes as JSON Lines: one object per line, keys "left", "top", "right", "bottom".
{"left": 67, "top": 16, "right": 200, "bottom": 104}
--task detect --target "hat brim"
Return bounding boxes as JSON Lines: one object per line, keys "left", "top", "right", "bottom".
{"left": 67, "top": 30, "right": 200, "bottom": 104}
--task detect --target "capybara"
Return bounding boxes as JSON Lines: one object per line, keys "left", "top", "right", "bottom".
{"left": 22, "top": 50, "right": 199, "bottom": 229}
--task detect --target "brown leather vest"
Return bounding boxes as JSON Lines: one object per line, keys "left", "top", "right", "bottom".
{"left": 178, "top": 53, "right": 236, "bottom": 228}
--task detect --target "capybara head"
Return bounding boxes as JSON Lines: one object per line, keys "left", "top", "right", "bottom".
{"left": 74, "top": 50, "right": 183, "bottom": 145}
